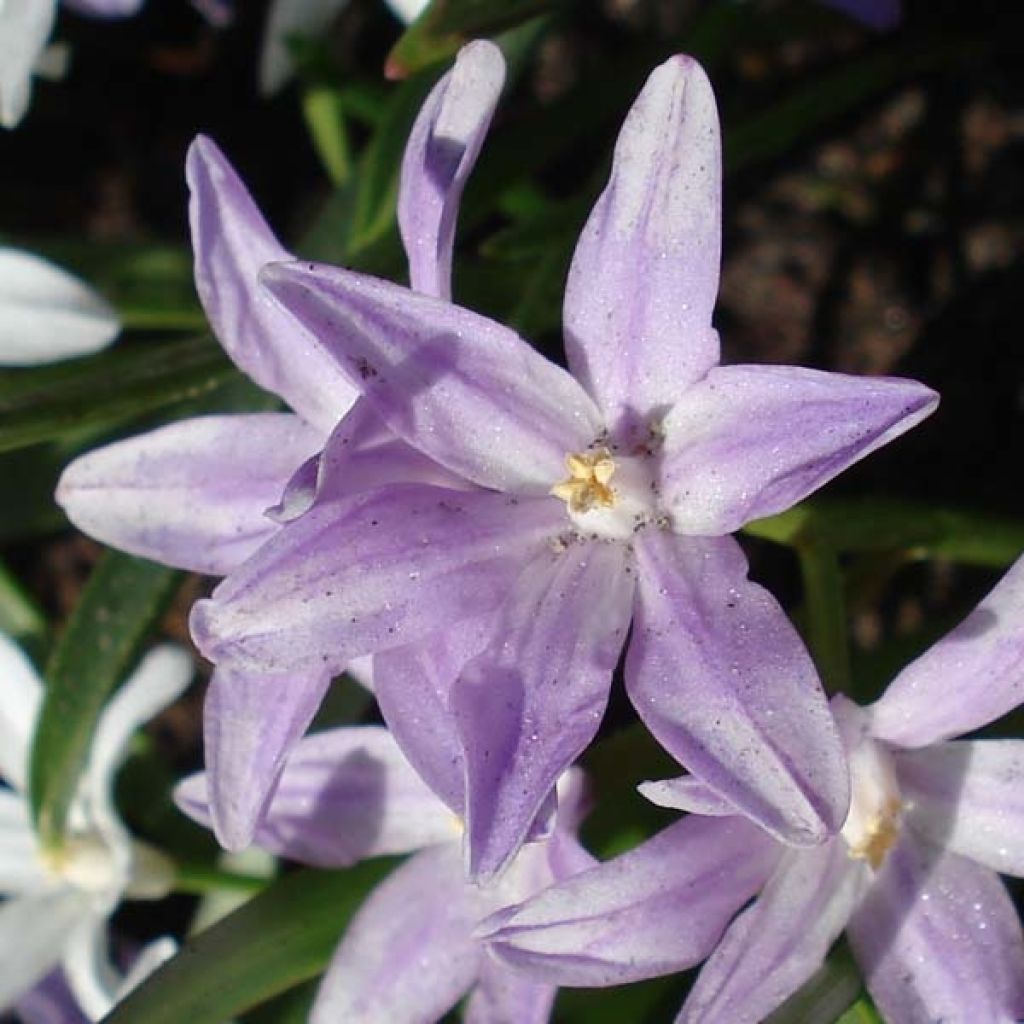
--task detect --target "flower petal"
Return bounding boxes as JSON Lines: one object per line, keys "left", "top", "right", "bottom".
{"left": 483, "top": 815, "right": 779, "bottom": 987}
{"left": 625, "top": 531, "right": 849, "bottom": 845}
{"left": 896, "top": 739, "right": 1024, "bottom": 877}
{"left": 84, "top": 646, "right": 193, "bottom": 847}
{"left": 14, "top": 969, "right": 89, "bottom": 1024}
{"left": 464, "top": 957, "right": 556, "bottom": 1024}
{"left": 0, "top": 5, "right": 55, "bottom": 129}
{"left": 310, "top": 844, "right": 480, "bottom": 1024}
{"left": 200, "top": 663, "right": 330, "bottom": 851}
{"left": 259, "top": 0, "right": 350, "bottom": 96}
{"left": 0, "top": 248, "right": 118, "bottom": 364}
{"left": 187, "top": 135, "right": 356, "bottom": 431}
{"left": 56, "top": 414, "right": 322, "bottom": 576}
{"left": 177, "top": 725, "right": 457, "bottom": 866}
{"left": 0, "top": 632, "right": 42, "bottom": 792}
{"left": 399, "top": 41, "right": 505, "bottom": 299}
{"left": 870, "top": 555, "right": 1024, "bottom": 747}
{"left": 260, "top": 261, "right": 603, "bottom": 493}
{"left": 637, "top": 774, "right": 736, "bottom": 816}
{"left": 662, "top": 365, "right": 939, "bottom": 535}
{"left": 848, "top": 836, "right": 1024, "bottom": 1023}
{"left": 60, "top": 916, "right": 120, "bottom": 1021}
{"left": 374, "top": 613, "right": 497, "bottom": 815}
{"left": 679, "top": 840, "right": 866, "bottom": 1023}
{"left": 0, "top": 889, "right": 90, "bottom": 1009}
{"left": 192, "top": 484, "right": 560, "bottom": 677}
{"left": 0, "top": 789, "right": 46, "bottom": 895}
{"left": 62, "top": 0, "right": 145, "bottom": 17}
{"left": 453, "top": 542, "right": 634, "bottom": 879}
{"left": 563, "top": 55, "right": 721, "bottom": 438}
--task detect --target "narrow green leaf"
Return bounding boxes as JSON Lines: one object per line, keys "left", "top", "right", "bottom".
{"left": 837, "top": 996, "right": 884, "bottom": 1024}
{"left": 0, "top": 559, "right": 46, "bottom": 646}
{"left": 302, "top": 86, "right": 354, "bottom": 187}
{"left": 796, "top": 537, "right": 851, "bottom": 693}
{"left": 103, "top": 859, "right": 397, "bottom": 1024}
{"left": 29, "top": 551, "right": 181, "bottom": 846}
{"left": 0, "top": 335, "right": 237, "bottom": 454}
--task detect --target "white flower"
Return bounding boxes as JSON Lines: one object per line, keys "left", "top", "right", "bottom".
{"left": 0, "top": 633, "right": 192, "bottom": 1020}
{"left": 0, "top": 248, "right": 120, "bottom": 366}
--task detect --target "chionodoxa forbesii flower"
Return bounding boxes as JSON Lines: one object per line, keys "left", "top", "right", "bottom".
{"left": 0, "top": 633, "right": 192, "bottom": 1020}
{"left": 482, "top": 556, "right": 1024, "bottom": 1023}
{"left": 191, "top": 49, "right": 939, "bottom": 879}
{"left": 56, "top": 41, "right": 506, "bottom": 850}
{"left": 175, "top": 726, "right": 593, "bottom": 1023}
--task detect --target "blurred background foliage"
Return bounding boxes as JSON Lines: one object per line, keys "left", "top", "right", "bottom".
{"left": 2, "top": 1, "right": 1023, "bottom": 1021}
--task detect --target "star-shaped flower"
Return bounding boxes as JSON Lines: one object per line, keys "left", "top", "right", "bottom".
{"left": 193, "top": 52, "right": 938, "bottom": 878}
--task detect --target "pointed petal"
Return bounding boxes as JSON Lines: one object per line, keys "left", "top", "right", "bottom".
{"left": 374, "top": 613, "right": 497, "bottom": 815}
{"left": 114, "top": 937, "right": 177, "bottom": 1001}
{"left": 192, "top": 484, "right": 561, "bottom": 676}
{"left": 14, "top": 969, "right": 88, "bottom": 1024}
{"left": 177, "top": 725, "right": 458, "bottom": 865}
{"left": 62, "top": 0, "right": 145, "bottom": 16}
{"left": 310, "top": 845, "right": 480, "bottom": 1024}
{"left": 464, "top": 957, "right": 556, "bottom": 1024}
{"left": 200, "top": 663, "right": 330, "bottom": 851}
{"left": 626, "top": 531, "right": 849, "bottom": 845}
{"left": 563, "top": 55, "right": 721, "bottom": 437}
{"left": 896, "top": 739, "right": 1024, "bottom": 877}
{"left": 0, "top": 889, "right": 89, "bottom": 1008}
{"left": 0, "top": 4, "right": 55, "bottom": 129}
{"left": 60, "top": 916, "right": 120, "bottom": 1021}
{"left": 259, "top": 0, "right": 349, "bottom": 96}
{"left": 84, "top": 646, "right": 193, "bottom": 847}
{"left": 637, "top": 774, "right": 736, "bottom": 816}
{"left": 484, "top": 815, "right": 779, "bottom": 986}
{"left": 679, "top": 841, "right": 866, "bottom": 1023}
{"left": 870, "top": 556, "right": 1024, "bottom": 747}
{"left": 0, "top": 632, "right": 42, "bottom": 792}
{"left": 0, "top": 248, "right": 118, "bottom": 364}
{"left": 454, "top": 542, "right": 634, "bottom": 879}
{"left": 848, "top": 836, "right": 1024, "bottom": 1023}
{"left": 0, "top": 789, "right": 47, "bottom": 895}
{"left": 662, "top": 365, "right": 939, "bottom": 535}
{"left": 57, "top": 414, "right": 321, "bottom": 575}
{"left": 260, "top": 261, "right": 603, "bottom": 493}
{"left": 187, "top": 136, "right": 356, "bottom": 431}
{"left": 399, "top": 40, "right": 505, "bottom": 299}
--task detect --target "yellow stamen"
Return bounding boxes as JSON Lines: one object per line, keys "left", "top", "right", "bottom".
{"left": 846, "top": 797, "right": 902, "bottom": 870}
{"left": 551, "top": 448, "right": 617, "bottom": 514}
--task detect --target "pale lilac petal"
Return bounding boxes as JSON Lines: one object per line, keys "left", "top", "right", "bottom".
{"left": 896, "top": 740, "right": 1024, "bottom": 877}
{"left": 0, "top": 248, "right": 118, "bottom": 364}
{"left": 822, "top": 0, "right": 901, "bottom": 30}
{"left": 374, "top": 613, "right": 497, "bottom": 815}
{"left": 637, "top": 775, "right": 736, "bottom": 816}
{"left": 679, "top": 840, "right": 867, "bottom": 1023}
{"left": 563, "top": 56, "right": 720, "bottom": 438}
{"left": 848, "top": 836, "right": 1024, "bottom": 1023}
{"left": 192, "top": 484, "right": 561, "bottom": 677}
{"left": 626, "top": 531, "right": 849, "bottom": 845}
{"left": 260, "top": 261, "right": 603, "bottom": 493}
{"left": 0, "top": 632, "right": 42, "bottom": 792}
{"left": 310, "top": 845, "right": 480, "bottom": 1024}
{"left": 0, "top": 789, "right": 46, "bottom": 894}
{"left": 201, "top": 664, "right": 331, "bottom": 851}
{"left": 187, "top": 136, "right": 357, "bottom": 431}
{"left": 176, "top": 726, "right": 458, "bottom": 866}
{"left": 62, "top": 0, "right": 144, "bottom": 17}
{"left": 259, "top": 0, "right": 350, "bottom": 96}
{"left": 464, "top": 957, "right": 556, "bottom": 1024}
{"left": 384, "top": 0, "right": 426, "bottom": 21}
{"left": 399, "top": 41, "right": 505, "bottom": 299}
{"left": 15, "top": 969, "right": 89, "bottom": 1024}
{"left": 662, "top": 365, "right": 939, "bottom": 535}
{"left": 453, "top": 542, "right": 635, "bottom": 879}
{"left": 870, "top": 556, "right": 1024, "bottom": 747}
{"left": 57, "top": 414, "right": 322, "bottom": 576}
{"left": 0, "top": 889, "right": 90, "bottom": 1009}
{"left": 0, "top": 4, "right": 55, "bottom": 129}
{"left": 84, "top": 645, "right": 193, "bottom": 849}
{"left": 483, "top": 815, "right": 779, "bottom": 986}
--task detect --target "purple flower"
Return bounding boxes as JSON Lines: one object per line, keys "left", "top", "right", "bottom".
{"left": 176, "top": 726, "right": 593, "bottom": 1023}
{"left": 56, "top": 41, "right": 505, "bottom": 851}
{"left": 193, "top": 52, "right": 937, "bottom": 877}
{"left": 484, "top": 556, "right": 1024, "bottom": 1022}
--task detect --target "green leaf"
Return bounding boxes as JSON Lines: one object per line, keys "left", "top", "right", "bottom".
{"left": 29, "top": 551, "right": 181, "bottom": 847}
{"left": 836, "top": 996, "right": 884, "bottom": 1024}
{"left": 0, "top": 559, "right": 46, "bottom": 647}
{"left": 0, "top": 335, "right": 238, "bottom": 454}
{"left": 103, "top": 859, "right": 397, "bottom": 1024}
{"left": 302, "top": 86, "right": 354, "bottom": 187}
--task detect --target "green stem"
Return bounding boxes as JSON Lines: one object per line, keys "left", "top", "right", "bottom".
{"left": 796, "top": 536, "right": 851, "bottom": 694}
{"left": 173, "top": 862, "right": 270, "bottom": 896}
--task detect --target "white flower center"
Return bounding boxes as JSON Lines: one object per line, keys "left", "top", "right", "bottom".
{"left": 42, "top": 834, "right": 122, "bottom": 894}
{"left": 840, "top": 738, "right": 903, "bottom": 870}
{"left": 550, "top": 447, "right": 659, "bottom": 541}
